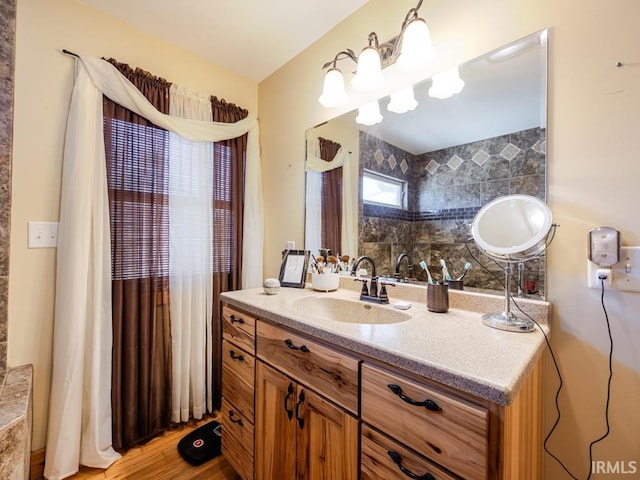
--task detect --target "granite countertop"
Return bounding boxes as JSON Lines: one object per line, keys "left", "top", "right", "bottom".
{"left": 221, "top": 279, "right": 551, "bottom": 406}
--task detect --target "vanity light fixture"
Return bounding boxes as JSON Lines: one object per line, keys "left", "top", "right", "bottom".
{"left": 387, "top": 86, "right": 418, "bottom": 114}
{"left": 352, "top": 34, "right": 385, "bottom": 91}
{"left": 395, "top": 15, "right": 433, "bottom": 71}
{"left": 428, "top": 66, "right": 465, "bottom": 99}
{"left": 318, "top": 67, "right": 348, "bottom": 108}
{"left": 318, "top": 0, "right": 433, "bottom": 111}
{"left": 356, "top": 100, "right": 383, "bottom": 126}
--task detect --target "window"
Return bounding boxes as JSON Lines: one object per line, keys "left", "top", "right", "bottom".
{"left": 362, "top": 170, "right": 407, "bottom": 209}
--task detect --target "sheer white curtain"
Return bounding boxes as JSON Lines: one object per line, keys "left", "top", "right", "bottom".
{"left": 305, "top": 170, "right": 322, "bottom": 256}
{"left": 168, "top": 85, "right": 214, "bottom": 422}
{"left": 45, "top": 57, "right": 263, "bottom": 480}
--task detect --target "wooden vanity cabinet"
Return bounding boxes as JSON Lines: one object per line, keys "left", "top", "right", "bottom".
{"left": 220, "top": 301, "right": 543, "bottom": 480}
{"left": 221, "top": 305, "right": 257, "bottom": 480}
{"left": 256, "top": 321, "right": 359, "bottom": 413}
{"left": 360, "top": 361, "right": 543, "bottom": 480}
{"left": 254, "top": 321, "right": 360, "bottom": 480}
{"left": 255, "top": 361, "right": 358, "bottom": 480}
{"left": 362, "top": 362, "right": 488, "bottom": 479}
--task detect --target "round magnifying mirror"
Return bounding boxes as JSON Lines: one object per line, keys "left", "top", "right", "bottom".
{"left": 471, "top": 194, "right": 553, "bottom": 262}
{"left": 471, "top": 194, "right": 553, "bottom": 332}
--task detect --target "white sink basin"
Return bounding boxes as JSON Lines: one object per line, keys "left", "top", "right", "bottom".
{"left": 291, "top": 296, "right": 411, "bottom": 324}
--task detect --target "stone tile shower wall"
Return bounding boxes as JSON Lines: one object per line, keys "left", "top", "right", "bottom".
{"left": 358, "top": 132, "right": 415, "bottom": 277}
{"left": 0, "top": 0, "right": 15, "bottom": 382}
{"left": 359, "top": 127, "right": 546, "bottom": 295}
{"left": 0, "top": 4, "right": 32, "bottom": 480}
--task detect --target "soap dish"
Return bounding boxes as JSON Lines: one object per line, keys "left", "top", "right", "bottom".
{"left": 263, "top": 278, "right": 281, "bottom": 295}
{"left": 393, "top": 301, "right": 412, "bottom": 310}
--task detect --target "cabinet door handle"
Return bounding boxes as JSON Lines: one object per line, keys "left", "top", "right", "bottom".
{"left": 387, "top": 451, "right": 436, "bottom": 480}
{"left": 284, "top": 382, "right": 295, "bottom": 420}
{"left": 387, "top": 384, "right": 442, "bottom": 412}
{"left": 229, "top": 350, "right": 244, "bottom": 361}
{"left": 284, "top": 338, "right": 310, "bottom": 353}
{"left": 228, "top": 410, "right": 244, "bottom": 426}
{"left": 229, "top": 314, "right": 245, "bottom": 324}
{"left": 295, "top": 390, "right": 306, "bottom": 429}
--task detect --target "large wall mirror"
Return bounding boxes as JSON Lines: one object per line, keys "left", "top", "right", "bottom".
{"left": 305, "top": 29, "right": 548, "bottom": 298}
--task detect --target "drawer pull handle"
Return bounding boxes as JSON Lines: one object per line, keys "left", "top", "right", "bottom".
{"left": 295, "top": 390, "right": 306, "bottom": 429}
{"left": 387, "top": 384, "right": 442, "bottom": 412}
{"left": 284, "top": 338, "right": 310, "bottom": 353}
{"left": 284, "top": 382, "right": 295, "bottom": 420}
{"left": 228, "top": 410, "right": 244, "bottom": 426}
{"left": 230, "top": 314, "right": 245, "bottom": 324}
{"left": 387, "top": 451, "right": 435, "bottom": 480}
{"left": 229, "top": 350, "right": 244, "bottom": 361}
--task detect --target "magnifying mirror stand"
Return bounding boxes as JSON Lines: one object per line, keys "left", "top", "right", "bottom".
{"left": 471, "top": 194, "right": 556, "bottom": 333}
{"left": 482, "top": 262, "right": 534, "bottom": 332}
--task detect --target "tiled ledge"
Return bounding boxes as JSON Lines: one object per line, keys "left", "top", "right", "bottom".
{"left": 0, "top": 364, "right": 33, "bottom": 480}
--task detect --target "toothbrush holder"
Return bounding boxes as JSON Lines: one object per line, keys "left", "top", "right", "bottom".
{"left": 447, "top": 279, "right": 464, "bottom": 290}
{"left": 427, "top": 283, "right": 449, "bottom": 313}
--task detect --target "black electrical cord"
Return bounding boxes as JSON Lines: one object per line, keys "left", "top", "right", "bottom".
{"left": 585, "top": 278, "right": 614, "bottom": 480}
{"left": 464, "top": 241, "right": 614, "bottom": 480}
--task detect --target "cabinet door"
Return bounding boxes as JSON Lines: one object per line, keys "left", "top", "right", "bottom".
{"left": 296, "top": 387, "right": 359, "bottom": 480}
{"left": 255, "top": 361, "right": 296, "bottom": 480}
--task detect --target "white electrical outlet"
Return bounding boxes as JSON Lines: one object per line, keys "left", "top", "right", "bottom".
{"left": 28, "top": 221, "right": 59, "bottom": 248}
{"left": 587, "top": 261, "right": 612, "bottom": 289}
{"left": 588, "top": 246, "right": 640, "bottom": 292}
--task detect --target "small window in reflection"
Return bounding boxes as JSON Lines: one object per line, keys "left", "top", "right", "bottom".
{"left": 362, "top": 170, "right": 407, "bottom": 209}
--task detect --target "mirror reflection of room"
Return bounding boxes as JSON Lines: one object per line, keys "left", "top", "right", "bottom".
{"left": 306, "top": 29, "right": 548, "bottom": 298}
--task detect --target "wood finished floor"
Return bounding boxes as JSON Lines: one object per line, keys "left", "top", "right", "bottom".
{"left": 66, "top": 418, "right": 241, "bottom": 480}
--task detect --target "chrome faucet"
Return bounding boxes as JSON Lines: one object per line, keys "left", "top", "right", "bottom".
{"left": 351, "top": 255, "right": 394, "bottom": 304}
{"left": 394, "top": 253, "right": 412, "bottom": 281}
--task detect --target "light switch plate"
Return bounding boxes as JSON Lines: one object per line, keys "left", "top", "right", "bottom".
{"left": 28, "top": 221, "right": 59, "bottom": 248}
{"left": 588, "top": 246, "right": 640, "bottom": 292}
{"left": 612, "top": 246, "right": 640, "bottom": 293}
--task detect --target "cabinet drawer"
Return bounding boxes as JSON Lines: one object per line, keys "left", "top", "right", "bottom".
{"left": 222, "top": 340, "right": 255, "bottom": 419}
{"left": 256, "top": 321, "right": 359, "bottom": 414}
{"left": 223, "top": 305, "right": 256, "bottom": 354}
{"left": 221, "top": 398, "right": 254, "bottom": 480}
{"left": 361, "top": 363, "right": 488, "bottom": 480}
{"left": 362, "top": 425, "right": 460, "bottom": 480}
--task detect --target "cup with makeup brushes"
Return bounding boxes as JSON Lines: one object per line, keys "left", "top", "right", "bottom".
{"left": 311, "top": 272, "right": 340, "bottom": 291}
{"left": 312, "top": 254, "right": 340, "bottom": 291}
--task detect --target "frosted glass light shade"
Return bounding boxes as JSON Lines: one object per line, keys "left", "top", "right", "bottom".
{"left": 387, "top": 86, "right": 418, "bottom": 113}
{"left": 397, "top": 18, "right": 433, "bottom": 71}
{"left": 352, "top": 47, "right": 384, "bottom": 91}
{"left": 356, "top": 100, "right": 383, "bottom": 126}
{"left": 319, "top": 68, "right": 347, "bottom": 108}
{"left": 428, "top": 67, "right": 465, "bottom": 99}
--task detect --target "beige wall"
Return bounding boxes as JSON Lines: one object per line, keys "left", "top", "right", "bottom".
{"left": 9, "top": 0, "right": 640, "bottom": 475}
{"left": 259, "top": 0, "right": 640, "bottom": 477}
{"left": 9, "top": 0, "right": 258, "bottom": 451}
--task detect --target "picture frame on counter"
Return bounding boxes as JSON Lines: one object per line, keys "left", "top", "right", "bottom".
{"left": 279, "top": 249, "right": 310, "bottom": 288}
